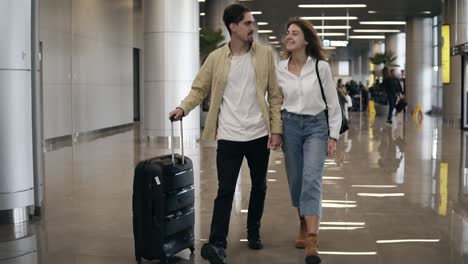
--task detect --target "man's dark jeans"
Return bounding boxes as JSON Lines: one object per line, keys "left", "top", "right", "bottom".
{"left": 387, "top": 95, "right": 397, "bottom": 121}
{"left": 208, "top": 136, "right": 270, "bottom": 249}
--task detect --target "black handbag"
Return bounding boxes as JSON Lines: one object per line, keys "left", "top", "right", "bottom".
{"left": 315, "top": 59, "right": 349, "bottom": 135}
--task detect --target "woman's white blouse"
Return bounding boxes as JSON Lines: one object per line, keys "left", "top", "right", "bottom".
{"left": 276, "top": 57, "right": 342, "bottom": 139}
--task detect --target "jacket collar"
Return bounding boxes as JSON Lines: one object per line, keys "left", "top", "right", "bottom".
{"left": 222, "top": 42, "right": 257, "bottom": 58}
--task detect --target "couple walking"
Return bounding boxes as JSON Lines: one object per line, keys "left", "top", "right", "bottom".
{"left": 169, "top": 3, "right": 342, "bottom": 264}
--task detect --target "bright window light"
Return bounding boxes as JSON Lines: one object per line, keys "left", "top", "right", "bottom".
{"left": 338, "top": 60, "right": 349, "bottom": 75}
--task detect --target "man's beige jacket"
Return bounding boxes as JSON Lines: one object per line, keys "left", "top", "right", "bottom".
{"left": 179, "top": 43, "right": 283, "bottom": 140}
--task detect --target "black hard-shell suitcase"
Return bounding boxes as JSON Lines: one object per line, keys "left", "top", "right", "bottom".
{"left": 132, "top": 120, "right": 195, "bottom": 263}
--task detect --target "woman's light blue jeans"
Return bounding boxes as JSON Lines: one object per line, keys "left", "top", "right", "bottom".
{"left": 282, "top": 110, "right": 328, "bottom": 216}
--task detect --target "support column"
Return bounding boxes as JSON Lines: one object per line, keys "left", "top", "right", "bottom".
{"left": 385, "top": 33, "right": 406, "bottom": 73}
{"left": 371, "top": 40, "right": 385, "bottom": 78}
{"left": 0, "top": 0, "right": 35, "bottom": 222}
{"left": 443, "top": 0, "right": 467, "bottom": 123}
{"left": 361, "top": 48, "right": 371, "bottom": 84}
{"left": 143, "top": 0, "right": 200, "bottom": 141}
{"left": 406, "top": 17, "right": 433, "bottom": 112}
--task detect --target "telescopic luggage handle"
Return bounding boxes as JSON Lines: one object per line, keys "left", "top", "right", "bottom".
{"left": 170, "top": 118, "right": 185, "bottom": 165}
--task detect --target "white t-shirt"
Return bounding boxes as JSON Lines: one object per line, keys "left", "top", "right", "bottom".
{"left": 217, "top": 51, "right": 268, "bottom": 141}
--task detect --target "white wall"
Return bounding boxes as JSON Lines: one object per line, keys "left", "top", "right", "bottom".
{"left": 41, "top": 0, "right": 140, "bottom": 139}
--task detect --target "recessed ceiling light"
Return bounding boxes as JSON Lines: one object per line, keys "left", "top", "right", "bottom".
{"left": 360, "top": 21, "right": 406, "bottom": 25}
{"left": 275, "top": 45, "right": 282, "bottom": 48}
{"left": 314, "top": 25, "right": 351, "bottom": 29}
{"left": 368, "top": 10, "right": 377, "bottom": 14}
{"left": 301, "top": 16, "right": 358, "bottom": 20}
{"left": 349, "top": 35, "right": 386, "bottom": 39}
{"left": 353, "top": 29, "right": 401, "bottom": 33}
{"left": 257, "top": 22, "right": 269, "bottom": 26}
{"left": 269, "top": 41, "right": 280, "bottom": 44}
{"left": 269, "top": 36, "right": 277, "bottom": 39}
{"left": 299, "top": 4, "right": 367, "bottom": 8}
{"left": 251, "top": 11, "right": 262, "bottom": 15}
{"left": 318, "top": 32, "right": 346, "bottom": 36}
{"left": 200, "top": 12, "right": 205, "bottom": 16}
{"left": 258, "top": 30, "right": 273, "bottom": 33}
{"left": 422, "top": 11, "right": 431, "bottom": 14}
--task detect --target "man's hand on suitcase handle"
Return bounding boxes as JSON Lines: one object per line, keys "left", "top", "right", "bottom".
{"left": 169, "top": 107, "right": 184, "bottom": 121}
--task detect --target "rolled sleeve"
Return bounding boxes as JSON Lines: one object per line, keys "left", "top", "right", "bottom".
{"left": 178, "top": 53, "right": 214, "bottom": 115}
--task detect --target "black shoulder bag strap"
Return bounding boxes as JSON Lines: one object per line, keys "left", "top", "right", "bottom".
{"left": 315, "top": 59, "right": 327, "bottom": 107}
{"left": 315, "top": 59, "right": 330, "bottom": 128}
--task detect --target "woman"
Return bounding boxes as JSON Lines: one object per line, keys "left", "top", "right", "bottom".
{"left": 276, "top": 18, "right": 342, "bottom": 264}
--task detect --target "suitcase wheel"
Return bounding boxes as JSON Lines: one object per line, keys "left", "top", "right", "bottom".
{"left": 190, "top": 247, "right": 195, "bottom": 254}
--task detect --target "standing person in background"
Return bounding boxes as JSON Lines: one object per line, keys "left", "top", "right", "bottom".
{"left": 276, "top": 18, "right": 342, "bottom": 264}
{"left": 169, "top": 4, "right": 283, "bottom": 264}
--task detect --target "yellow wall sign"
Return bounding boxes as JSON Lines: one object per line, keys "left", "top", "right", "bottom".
{"left": 442, "top": 25, "right": 450, "bottom": 84}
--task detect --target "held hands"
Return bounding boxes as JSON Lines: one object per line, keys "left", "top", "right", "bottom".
{"left": 268, "top": 133, "right": 282, "bottom": 150}
{"left": 327, "top": 138, "right": 337, "bottom": 157}
{"left": 168, "top": 108, "right": 184, "bottom": 121}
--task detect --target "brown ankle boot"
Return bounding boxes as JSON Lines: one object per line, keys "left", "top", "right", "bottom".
{"left": 295, "top": 218, "right": 307, "bottom": 248}
{"left": 305, "top": 234, "right": 321, "bottom": 264}
{"left": 295, "top": 230, "right": 307, "bottom": 248}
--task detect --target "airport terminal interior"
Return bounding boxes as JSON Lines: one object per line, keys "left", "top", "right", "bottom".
{"left": 1, "top": 0, "right": 468, "bottom": 263}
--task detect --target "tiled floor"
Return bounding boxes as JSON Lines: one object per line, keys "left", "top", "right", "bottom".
{"left": 1, "top": 111, "right": 468, "bottom": 263}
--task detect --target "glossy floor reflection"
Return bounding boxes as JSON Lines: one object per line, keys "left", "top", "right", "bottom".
{"left": 1, "top": 112, "right": 468, "bottom": 264}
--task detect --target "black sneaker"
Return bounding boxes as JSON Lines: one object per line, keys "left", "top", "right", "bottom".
{"left": 201, "top": 243, "right": 227, "bottom": 264}
{"left": 247, "top": 234, "right": 264, "bottom": 250}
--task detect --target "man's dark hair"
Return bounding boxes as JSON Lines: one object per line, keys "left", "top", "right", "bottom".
{"left": 223, "top": 3, "right": 251, "bottom": 35}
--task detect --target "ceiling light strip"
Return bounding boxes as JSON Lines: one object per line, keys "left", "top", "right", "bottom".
{"left": 299, "top": 4, "right": 367, "bottom": 8}
{"left": 301, "top": 16, "right": 358, "bottom": 20}
{"left": 360, "top": 21, "right": 406, "bottom": 25}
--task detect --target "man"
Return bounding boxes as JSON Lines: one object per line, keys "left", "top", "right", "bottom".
{"left": 381, "top": 68, "right": 404, "bottom": 124}
{"left": 169, "top": 4, "right": 282, "bottom": 264}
